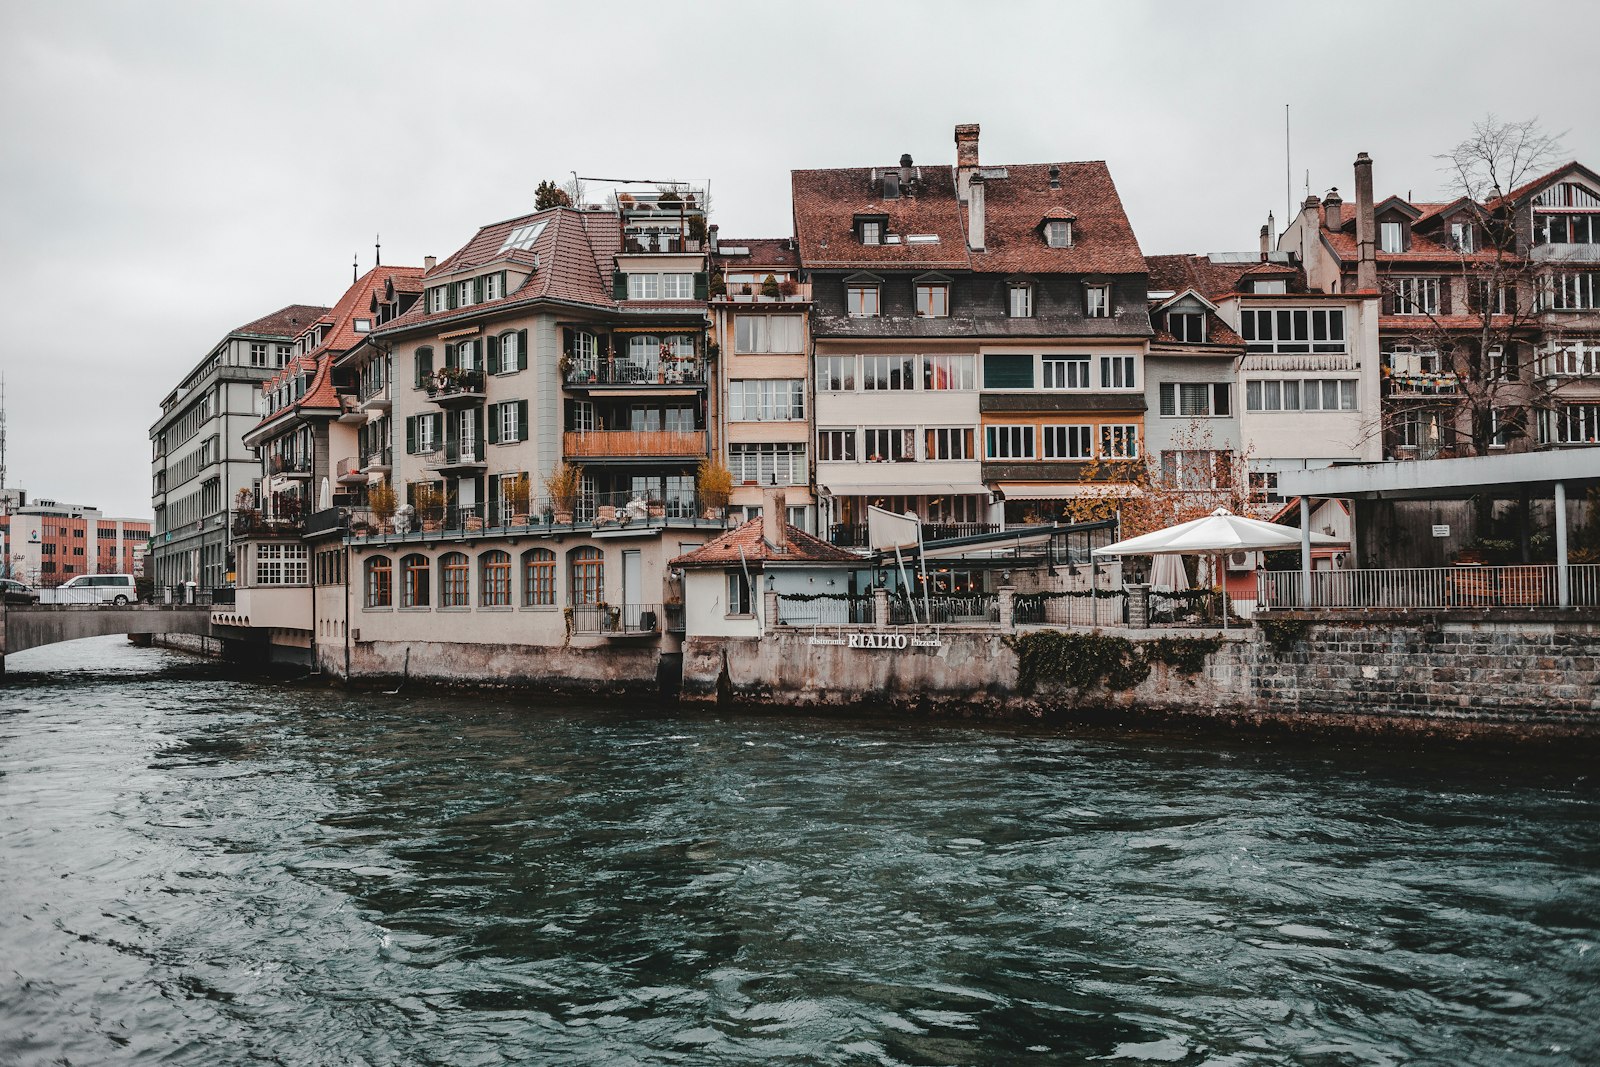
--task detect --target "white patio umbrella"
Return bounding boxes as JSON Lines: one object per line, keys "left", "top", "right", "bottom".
{"left": 1149, "top": 553, "right": 1188, "bottom": 594}
{"left": 1094, "top": 508, "right": 1339, "bottom": 628}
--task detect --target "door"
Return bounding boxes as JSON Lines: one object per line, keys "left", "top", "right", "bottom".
{"left": 622, "top": 549, "right": 642, "bottom": 628}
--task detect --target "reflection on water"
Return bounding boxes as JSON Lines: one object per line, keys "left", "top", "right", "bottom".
{"left": 2, "top": 637, "right": 1598, "bottom": 1065}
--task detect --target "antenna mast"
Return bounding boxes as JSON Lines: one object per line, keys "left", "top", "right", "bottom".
{"left": 1285, "top": 104, "right": 1292, "bottom": 224}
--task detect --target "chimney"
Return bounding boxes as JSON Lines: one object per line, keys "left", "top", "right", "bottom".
{"left": 1048, "top": 164, "right": 1061, "bottom": 190}
{"left": 707, "top": 223, "right": 719, "bottom": 253}
{"left": 898, "top": 153, "right": 914, "bottom": 191}
{"left": 967, "top": 173, "right": 986, "bottom": 251}
{"left": 955, "top": 123, "right": 980, "bottom": 199}
{"left": 1324, "top": 187, "right": 1343, "bottom": 230}
{"left": 762, "top": 488, "right": 788, "bottom": 551}
{"left": 1259, "top": 224, "right": 1270, "bottom": 255}
{"left": 424, "top": 255, "right": 437, "bottom": 271}
{"left": 1354, "top": 152, "right": 1377, "bottom": 292}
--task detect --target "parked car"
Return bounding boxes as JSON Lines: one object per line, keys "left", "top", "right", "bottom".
{"left": 39, "top": 574, "right": 138, "bottom": 606}
{"left": 0, "top": 578, "right": 38, "bottom": 605}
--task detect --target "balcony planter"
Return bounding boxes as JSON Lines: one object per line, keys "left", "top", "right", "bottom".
{"left": 596, "top": 504, "right": 618, "bottom": 524}
{"left": 511, "top": 513, "right": 530, "bottom": 527}
{"left": 647, "top": 502, "right": 666, "bottom": 519}
{"left": 464, "top": 515, "right": 484, "bottom": 533}
{"left": 553, "top": 510, "right": 573, "bottom": 525}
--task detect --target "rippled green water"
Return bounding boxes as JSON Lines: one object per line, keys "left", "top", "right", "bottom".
{"left": 2, "top": 637, "right": 1598, "bottom": 1065}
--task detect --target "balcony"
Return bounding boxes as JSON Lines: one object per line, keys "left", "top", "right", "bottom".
{"left": 336, "top": 395, "right": 368, "bottom": 424}
{"left": 563, "top": 430, "right": 707, "bottom": 460}
{"left": 564, "top": 359, "right": 706, "bottom": 389}
{"left": 362, "top": 446, "right": 393, "bottom": 473}
{"left": 426, "top": 441, "right": 488, "bottom": 473}
{"left": 335, "top": 457, "right": 366, "bottom": 485}
{"left": 230, "top": 509, "right": 304, "bottom": 539}
{"left": 1382, "top": 370, "right": 1461, "bottom": 397}
{"left": 620, "top": 234, "right": 701, "bottom": 254}
{"left": 268, "top": 455, "right": 311, "bottom": 479}
{"left": 570, "top": 603, "right": 662, "bottom": 637}
{"left": 829, "top": 522, "right": 1000, "bottom": 547}
{"left": 424, "top": 369, "right": 486, "bottom": 406}
{"left": 1257, "top": 564, "right": 1600, "bottom": 613}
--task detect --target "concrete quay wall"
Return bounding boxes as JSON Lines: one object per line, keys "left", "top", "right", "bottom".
{"left": 334, "top": 638, "right": 665, "bottom": 695}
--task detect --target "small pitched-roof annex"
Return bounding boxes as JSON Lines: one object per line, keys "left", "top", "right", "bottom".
{"left": 671, "top": 518, "right": 860, "bottom": 567}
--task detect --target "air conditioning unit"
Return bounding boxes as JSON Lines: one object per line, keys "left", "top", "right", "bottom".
{"left": 1226, "top": 550, "right": 1256, "bottom": 573}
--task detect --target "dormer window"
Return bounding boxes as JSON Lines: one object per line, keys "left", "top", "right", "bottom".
{"left": 455, "top": 280, "right": 473, "bottom": 307}
{"left": 915, "top": 281, "right": 949, "bottom": 318}
{"left": 1009, "top": 282, "right": 1033, "bottom": 318}
{"left": 1169, "top": 312, "right": 1205, "bottom": 343}
{"left": 1380, "top": 221, "right": 1404, "bottom": 253}
{"left": 1085, "top": 284, "right": 1110, "bottom": 318}
{"left": 1253, "top": 279, "right": 1287, "bottom": 295}
{"left": 862, "top": 221, "right": 881, "bottom": 246}
{"left": 428, "top": 287, "right": 446, "bottom": 313}
{"left": 847, "top": 284, "right": 879, "bottom": 317}
{"left": 1045, "top": 220, "right": 1073, "bottom": 248}
{"left": 1450, "top": 222, "right": 1474, "bottom": 253}
{"left": 483, "top": 273, "right": 502, "bottom": 300}
{"left": 353, "top": 318, "right": 371, "bottom": 333}
{"left": 883, "top": 172, "right": 900, "bottom": 199}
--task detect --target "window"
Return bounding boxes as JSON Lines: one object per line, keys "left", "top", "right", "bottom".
{"left": 1380, "top": 221, "right": 1404, "bottom": 253}
{"left": 1540, "top": 404, "right": 1600, "bottom": 445}
{"left": 1009, "top": 284, "right": 1033, "bottom": 317}
{"left": 985, "top": 425, "right": 1035, "bottom": 460}
{"left": 1041, "top": 424, "right": 1093, "bottom": 460}
{"left": 1045, "top": 220, "right": 1072, "bottom": 248}
{"left": 569, "top": 547, "right": 603, "bottom": 606}
{"left": 1042, "top": 356, "right": 1091, "bottom": 390}
{"left": 440, "top": 552, "right": 470, "bottom": 607}
{"left": 1395, "top": 409, "right": 1447, "bottom": 450}
{"left": 861, "top": 354, "right": 916, "bottom": 390}
{"left": 817, "top": 429, "right": 857, "bottom": 462}
{"left": 428, "top": 288, "right": 446, "bottom": 313}
{"left": 353, "top": 319, "right": 371, "bottom": 333}
{"left": 1488, "top": 347, "right": 1516, "bottom": 381}
{"left": 1158, "top": 382, "right": 1231, "bottom": 417}
{"left": 1085, "top": 285, "right": 1110, "bottom": 318}
{"left": 727, "top": 571, "right": 754, "bottom": 616}
{"left": 1168, "top": 312, "right": 1206, "bottom": 343}
{"left": 1239, "top": 307, "right": 1346, "bottom": 353}
{"left": 364, "top": 555, "right": 392, "bottom": 608}
{"left": 1450, "top": 222, "right": 1474, "bottom": 252}
{"left": 1541, "top": 342, "right": 1600, "bottom": 377}
{"left": 456, "top": 280, "right": 473, "bottom": 307}
{"left": 922, "top": 354, "right": 975, "bottom": 390}
{"left": 498, "top": 331, "right": 521, "bottom": 372}
{"left": 816, "top": 355, "right": 855, "bottom": 391}
{"left": 522, "top": 549, "right": 555, "bottom": 606}
{"left": 1489, "top": 408, "right": 1512, "bottom": 449}
{"left": 861, "top": 221, "right": 881, "bottom": 245}
{"left": 401, "top": 554, "right": 430, "bottom": 608}
{"left": 847, "top": 286, "right": 879, "bottom": 317}
{"left": 1537, "top": 214, "right": 1600, "bottom": 245}
{"left": 1252, "top": 279, "right": 1287, "bottom": 295}
{"left": 734, "top": 315, "right": 803, "bottom": 353}
{"left": 275, "top": 344, "right": 291, "bottom": 366}
{"left": 661, "top": 273, "right": 694, "bottom": 299}
{"left": 1393, "top": 277, "right": 1440, "bottom": 315}
{"left": 729, "top": 443, "right": 807, "bottom": 485}
{"left": 256, "top": 543, "right": 309, "bottom": 586}
{"left": 1100, "top": 424, "right": 1140, "bottom": 458}
{"left": 1546, "top": 273, "right": 1600, "bottom": 311}
{"left": 983, "top": 353, "right": 1035, "bottom": 389}
{"left": 863, "top": 428, "right": 915, "bottom": 462}
{"left": 916, "top": 283, "right": 950, "bottom": 318}
{"left": 501, "top": 221, "right": 546, "bottom": 252}
{"left": 480, "top": 551, "right": 511, "bottom": 607}
{"left": 250, "top": 343, "right": 268, "bottom": 366}
{"left": 627, "top": 273, "right": 660, "bottom": 300}
{"left": 1100, "top": 355, "right": 1137, "bottom": 389}
{"left": 1245, "top": 379, "right": 1356, "bottom": 411}
{"left": 925, "top": 427, "right": 975, "bottom": 461}
{"left": 491, "top": 401, "right": 526, "bottom": 443}
{"left": 1162, "top": 450, "right": 1234, "bottom": 491}
{"left": 729, "top": 379, "right": 805, "bottom": 421}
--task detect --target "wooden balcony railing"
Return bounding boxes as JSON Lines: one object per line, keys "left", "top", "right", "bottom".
{"left": 563, "top": 430, "right": 707, "bottom": 458}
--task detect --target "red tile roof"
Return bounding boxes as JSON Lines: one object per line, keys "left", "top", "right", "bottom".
{"left": 1145, "top": 253, "right": 1277, "bottom": 300}
{"left": 792, "top": 165, "right": 970, "bottom": 269}
{"left": 233, "top": 304, "right": 330, "bottom": 339}
{"left": 971, "top": 162, "right": 1146, "bottom": 274}
{"left": 312, "top": 265, "right": 426, "bottom": 354}
{"left": 671, "top": 518, "right": 860, "bottom": 567}
{"left": 1320, "top": 225, "right": 1502, "bottom": 265}
{"left": 712, "top": 237, "right": 800, "bottom": 269}
{"left": 1484, "top": 161, "right": 1599, "bottom": 211}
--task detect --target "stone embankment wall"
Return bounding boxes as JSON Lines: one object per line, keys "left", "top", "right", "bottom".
{"left": 338, "top": 639, "right": 664, "bottom": 694}
{"left": 683, "top": 620, "right": 1600, "bottom": 739}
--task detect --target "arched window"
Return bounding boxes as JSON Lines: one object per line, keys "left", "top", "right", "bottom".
{"left": 628, "top": 334, "right": 659, "bottom": 365}
{"left": 480, "top": 550, "right": 512, "bottom": 607}
{"left": 569, "top": 546, "right": 604, "bottom": 606}
{"left": 440, "top": 551, "right": 470, "bottom": 607}
{"left": 400, "top": 553, "right": 430, "bottom": 608}
{"left": 365, "top": 555, "right": 392, "bottom": 608}
{"left": 523, "top": 548, "right": 555, "bottom": 606}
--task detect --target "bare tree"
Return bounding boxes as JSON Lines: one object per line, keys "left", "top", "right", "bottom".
{"left": 1380, "top": 116, "right": 1566, "bottom": 458}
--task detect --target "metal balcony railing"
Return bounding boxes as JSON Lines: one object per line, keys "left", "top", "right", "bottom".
{"left": 362, "top": 446, "right": 393, "bottom": 470}
{"left": 777, "top": 597, "right": 875, "bottom": 626}
{"left": 889, "top": 594, "right": 998, "bottom": 625}
{"left": 1257, "top": 564, "right": 1600, "bottom": 611}
{"left": 829, "top": 522, "right": 1000, "bottom": 548}
{"left": 570, "top": 603, "right": 661, "bottom": 635}
{"left": 564, "top": 360, "right": 705, "bottom": 387}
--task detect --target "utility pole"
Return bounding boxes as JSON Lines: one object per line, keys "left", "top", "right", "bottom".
{"left": 0, "top": 374, "right": 9, "bottom": 578}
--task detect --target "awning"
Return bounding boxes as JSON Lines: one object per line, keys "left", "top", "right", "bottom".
{"left": 822, "top": 482, "right": 988, "bottom": 498}
{"left": 995, "top": 482, "right": 1144, "bottom": 501}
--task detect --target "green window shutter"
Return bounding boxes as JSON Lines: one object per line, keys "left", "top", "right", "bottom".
{"left": 517, "top": 400, "right": 529, "bottom": 441}
{"left": 473, "top": 409, "right": 484, "bottom": 449}
{"left": 415, "top": 348, "right": 433, "bottom": 387}
{"left": 430, "top": 413, "right": 444, "bottom": 446}
{"left": 487, "top": 403, "right": 501, "bottom": 445}
{"left": 405, "top": 416, "right": 417, "bottom": 455}
{"left": 487, "top": 473, "right": 501, "bottom": 522}
{"left": 474, "top": 276, "right": 484, "bottom": 303}
{"left": 518, "top": 329, "right": 529, "bottom": 371}
{"left": 486, "top": 334, "right": 501, "bottom": 375}
{"left": 694, "top": 271, "right": 708, "bottom": 300}
{"left": 447, "top": 284, "right": 456, "bottom": 310}
{"left": 444, "top": 343, "right": 457, "bottom": 370}
{"left": 612, "top": 271, "right": 627, "bottom": 300}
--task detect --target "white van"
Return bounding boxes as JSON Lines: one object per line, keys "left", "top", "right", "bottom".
{"left": 41, "top": 574, "right": 138, "bottom": 606}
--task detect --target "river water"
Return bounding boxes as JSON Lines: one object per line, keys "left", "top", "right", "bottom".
{"left": 1, "top": 638, "right": 1597, "bottom": 1066}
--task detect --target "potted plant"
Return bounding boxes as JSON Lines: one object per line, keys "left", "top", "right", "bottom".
{"left": 414, "top": 483, "right": 444, "bottom": 532}
{"left": 709, "top": 272, "right": 727, "bottom": 299}
{"left": 760, "top": 274, "right": 781, "bottom": 300}
{"left": 778, "top": 278, "right": 801, "bottom": 300}
{"left": 544, "top": 462, "right": 583, "bottom": 524}
{"left": 368, "top": 480, "right": 398, "bottom": 534}
{"left": 559, "top": 353, "right": 575, "bottom": 380}
{"left": 647, "top": 497, "right": 666, "bottom": 519}
{"left": 696, "top": 457, "right": 732, "bottom": 521}
{"left": 506, "top": 473, "right": 531, "bottom": 526}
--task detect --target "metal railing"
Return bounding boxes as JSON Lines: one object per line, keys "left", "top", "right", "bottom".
{"left": 1014, "top": 592, "right": 1128, "bottom": 628}
{"left": 1257, "top": 564, "right": 1600, "bottom": 611}
{"left": 268, "top": 454, "right": 311, "bottom": 475}
{"left": 777, "top": 597, "right": 875, "bottom": 626}
{"left": 423, "top": 369, "right": 486, "bottom": 399}
{"left": 335, "top": 457, "right": 364, "bottom": 481}
{"left": 889, "top": 593, "right": 999, "bottom": 625}
{"left": 427, "top": 441, "right": 486, "bottom": 468}
{"left": 829, "top": 522, "right": 1000, "bottom": 548}
{"left": 565, "top": 360, "right": 706, "bottom": 386}
{"left": 362, "top": 446, "right": 392, "bottom": 469}
{"left": 231, "top": 509, "right": 304, "bottom": 538}
{"left": 570, "top": 603, "right": 661, "bottom": 634}
{"left": 350, "top": 493, "right": 728, "bottom": 540}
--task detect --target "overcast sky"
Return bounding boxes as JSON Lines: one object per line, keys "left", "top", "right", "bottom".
{"left": 1, "top": 0, "right": 1594, "bottom": 517}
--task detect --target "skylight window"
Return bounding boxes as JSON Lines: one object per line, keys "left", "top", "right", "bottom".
{"left": 501, "top": 221, "right": 547, "bottom": 253}
{"left": 906, "top": 234, "right": 940, "bottom": 244}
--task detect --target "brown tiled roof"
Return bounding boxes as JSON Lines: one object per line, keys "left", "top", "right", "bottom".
{"left": 1148, "top": 308, "right": 1245, "bottom": 349}
{"left": 1321, "top": 226, "right": 1502, "bottom": 265}
{"left": 1145, "top": 253, "right": 1262, "bottom": 300}
{"left": 233, "top": 304, "right": 330, "bottom": 339}
{"left": 971, "top": 162, "right": 1146, "bottom": 274}
{"left": 315, "top": 266, "right": 425, "bottom": 354}
{"left": 1484, "top": 161, "right": 1597, "bottom": 211}
{"left": 712, "top": 238, "right": 799, "bottom": 269}
{"left": 792, "top": 165, "right": 970, "bottom": 269}
{"left": 1378, "top": 314, "right": 1519, "bottom": 332}
{"left": 671, "top": 518, "right": 860, "bottom": 567}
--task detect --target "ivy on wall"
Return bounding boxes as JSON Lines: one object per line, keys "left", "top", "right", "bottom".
{"left": 1004, "top": 631, "right": 1224, "bottom": 695}
{"left": 1258, "top": 617, "right": 1314, "bottom": 653}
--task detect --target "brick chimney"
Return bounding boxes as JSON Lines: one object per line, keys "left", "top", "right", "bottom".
{"left": 762, "top": 488, "right": 788, "bottom": 551}
{"left": 967, "top": 173, "right": 986, "bottom": 251}
{"left": 707, "top": 223, "right": 719, "bottom": 253}
{"left": 1260, "top": 224, "right": 1271, "bottom": 255}
{"left": 424, "top": 255, "right": 437, "bottom": 271}
{"left": 1323, "top": 187, "right": 1343, "bottom": 230}
{"left": 955, "top": 122, "right": 980, "bottom": 199}
{"left": 1354, "top": 152, "right": 1377, "bottom": 292}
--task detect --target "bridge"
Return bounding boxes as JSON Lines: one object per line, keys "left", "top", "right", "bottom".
{"left": 0, "top": 602, "right": 213, "bottom": 672}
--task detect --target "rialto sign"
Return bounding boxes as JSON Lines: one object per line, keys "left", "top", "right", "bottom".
{"left": 802, "top": 632, "right": 944, "bottom": 650}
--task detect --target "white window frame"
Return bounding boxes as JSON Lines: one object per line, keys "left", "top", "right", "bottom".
{"left": 1099, "top": 354, "right": 1137, "bottom": 390}
{"left": 1045, "top": 220, "right": 1072, "bottom": 248}
{"left": 734, "top": 315, "right": 804, "bottom": 354}
{"left": 847, "top": 285, "right": 879, "bottom": 318}
{"left": 728, "top": 379, "right": 805, "bottom": 422}
{"left": 1041, "top": 424, "right": 1093, "bottom": 460}
{"left": 1394, "top": 277, "right": 1440, "bottom": 316}
{"left": 863, "top": 427, "right": 916, "bottom": 462}
{"left": 984, "top": 424, "right": 1035, "bottom": 461}
{"left": 915, "top": 283, "right": 950, "bottom": 318}
{"left": 1085, "top": 285, "right": 1110, "bottom": 318}
{"left": 627, "top": 273, "right": 661, "bottom": 300}
{"left": 1042, "top": 356, "right": 1092, "bottom": 390}
{"left": 924, "top": 427, "right": 975, "bottom": 461}
{"left": 816, "top": 355, "right": 855, "bottom": 391}
{"left": 1100, "top": 424, "right": 1140, "bottom": 459}
{"left": 922, "top": 354, "right": 976, "bottom": 391}
{"left": 817, "top": 428, "right": 858, "bottom": 462}
{"left": 1009, "top": 284, "right": 1033, "bottom": 317}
